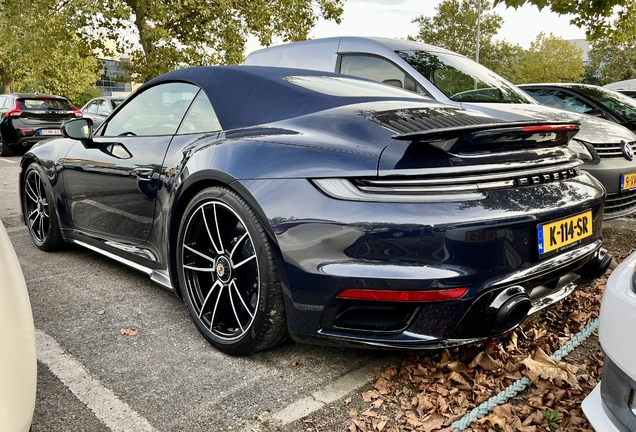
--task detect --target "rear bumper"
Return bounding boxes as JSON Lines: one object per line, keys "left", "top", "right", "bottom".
{"left": 241, "top": 172, "right": 606, "bottom": 349}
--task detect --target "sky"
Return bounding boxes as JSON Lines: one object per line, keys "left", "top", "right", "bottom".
{"left": 245, "top": 0, "right": 587, "bottom": 55}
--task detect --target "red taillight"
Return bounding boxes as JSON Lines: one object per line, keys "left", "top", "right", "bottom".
{"left": 71, "top": 104, "right": 83, "bottom": 117}
{"left": 521, "top": 124, "right": 576, "bottom": 132}
{"left": 335, "top": 287, "right": 468, "bottom": 302}
{"left": 6, "top": 100, "right": 22, "bottom": 118}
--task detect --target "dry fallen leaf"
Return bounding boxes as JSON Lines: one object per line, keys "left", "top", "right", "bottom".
{"left": 97, "top": 309, "right": 106, "bottom": 315}
{"left": 303, "top": 417, "right": 313, "bottom": 424}
{"left": 344, "top": 397, "right": 352, "bottom": 404}
{"left": 291, "top": 359, "right": 303, "bottom": 367}
{"left": 120, "top": 327, "right": 139, "bottom": 336}
{"left": 469, "top": 351, "right": 503, "bottom": 371}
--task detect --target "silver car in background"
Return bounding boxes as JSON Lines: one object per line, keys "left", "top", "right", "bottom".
{"left": 0, "top": 221, "right": 36, "bottom": 432}
{"left": 246, "top": 36, "right": 636, "bottom": 219}
{"left": 80, "top": 96, "right": 125, "bottom": 128}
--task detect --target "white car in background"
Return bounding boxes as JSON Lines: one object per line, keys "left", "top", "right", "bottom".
{"left": 0, "top": 221, "right": 36, "bottom": 432}
{"left": 246, "top": 37, "right": 636, "bottom": 219}
{"left": 582, "top": 251, "right": 636, "bottom": 431}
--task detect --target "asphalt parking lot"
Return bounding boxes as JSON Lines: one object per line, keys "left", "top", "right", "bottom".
{"left": 0, "top": 155, "right": 401, "bottom": 431}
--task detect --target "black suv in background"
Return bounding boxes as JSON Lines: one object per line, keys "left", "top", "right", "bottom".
{"left": 0, "top": 93, "right": 82, "bottom": 156}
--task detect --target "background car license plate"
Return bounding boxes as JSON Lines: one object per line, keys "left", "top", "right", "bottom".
{"left": 537, "top": 210, "right": 592, "bottom": 255}
{"left": 621, "top": 172, "right": 636, "bottom": 191}
{"left": 465, "top": 228, "right": 494, "bottom": 243}
{"left": 39, "top": 129, "right": 61, "bottom": 135}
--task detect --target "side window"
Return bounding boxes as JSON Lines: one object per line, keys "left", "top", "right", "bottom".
{"left": 340, "top": 55, "right": 408, "bottom": 90}
{"left": 177, "top": 91, "right": 222, "bottom": 135}
{"left": 96, "top": 100, "right": 110, "bottom": 115}
{"left": 524, "top": 88, "right": 568, "bottom": 110}
{"left": 85, "top": 101, "right": 99, "bottom": 114}
{"left": 564, "top": 95, "right": 596, "bottom": 113}
{"left": 0, "top": 97, "right": 6, "bottom": 109}
{"left": 103, "top": 82, "right": 198, "bottom": 137}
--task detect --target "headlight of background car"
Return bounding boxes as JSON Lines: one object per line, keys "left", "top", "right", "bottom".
{"left": 569, "top": 140, "right": 594, "bottom": 161}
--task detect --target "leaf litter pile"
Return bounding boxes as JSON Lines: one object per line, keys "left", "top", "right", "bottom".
{"left": 342, "top": 271, "right": 614, "bottom": 432}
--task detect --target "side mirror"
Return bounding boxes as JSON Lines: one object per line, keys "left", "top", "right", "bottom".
{"left": 585, "top": 109, "right": 607, "bottom": 119}
{"left": 383, "top": 79, "right": 404, "bottom": 89}
{"left": 62, "top": 118, "right": 94, "bottom": 141}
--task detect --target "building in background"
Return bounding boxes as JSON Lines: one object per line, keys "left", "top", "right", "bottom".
{"left": 567, "top": 39, "right": 590, "bottom": 67}
{"left": 95, "top": 57, "right": 135, "bottom": 97}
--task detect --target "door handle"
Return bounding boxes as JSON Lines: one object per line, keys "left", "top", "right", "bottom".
{"left": 131, "top": 167, "right": 154, "bottom": 180}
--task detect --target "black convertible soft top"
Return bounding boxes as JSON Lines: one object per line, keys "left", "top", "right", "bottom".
{"left": 139, "top": 65, "right": 430, "bottom": 130}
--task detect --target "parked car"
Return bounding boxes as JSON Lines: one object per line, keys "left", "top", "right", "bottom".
{"left": 519, "top": 83, "right": 636, "bottom": 133}
{"left": 618, "top": 90, "right": 636, "bottom": 99}
{"left": 604, "top": 78, "right": 636, "bottom": 91}
{"left": 0, "top": 221, "right": 36, "bottom": 431}
{"left": 0, "top": 93, "right": 82, "bottom": 157}
{"left": 80, "top": 96, "right": 125, "bottom": 128}
{"left": 21, "top": 66, "right": 611, "bottom": 355}
{"left": 582, "top": 251, "right": 636, "bottom": 431}
{"left": 245, "top": 37, "right": 636, "bottom": 219}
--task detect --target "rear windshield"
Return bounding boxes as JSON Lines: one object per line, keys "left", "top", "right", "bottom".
{"left": 283, "top": 75, "right": 428, "bottom": 99}
{"left": 18, "top": 98, "right": 73, "bottom": 110}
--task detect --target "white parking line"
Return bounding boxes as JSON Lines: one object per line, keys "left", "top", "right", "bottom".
{"left": 239, "top": 357, "right": 400, "bottom": 431}
{"left": 35, "top": 329, "right": 158, "bottom": 432}
{"left": 0, "top": 158, "right": 16, "bottom": 163}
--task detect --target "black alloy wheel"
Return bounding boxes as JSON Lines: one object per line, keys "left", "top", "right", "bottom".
{"left": 23, "top": 163, "right": 64, "bottom": 250}
{"left": 0, "top": 137, "right": 13, "bottom": 157}
{"left": 176, "top": 187, "right": 287, "bottom": 355}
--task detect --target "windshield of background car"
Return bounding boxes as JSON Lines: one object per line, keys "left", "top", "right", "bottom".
{"left": 283, "top": 75, "right": 429, "bottom": 99}
{"left": 112, "top": 99, "right": 124, "bottom": 108}
{"left": 18, "top": 98, "right": 73, "bottom": 110}
{"left": 397, "top": 50, "right": 535, "bottom": 104}
{"left": 575, "top": 86, "right": 636, "bottom": 121}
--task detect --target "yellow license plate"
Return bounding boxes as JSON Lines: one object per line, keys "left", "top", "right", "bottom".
{"left": 465, "top": 229, "right": 495, "bottom": 243}
{"left": 621, "top": 172, "right": 636, "bottom": 191}
{"left": 537, "top": 210, "right": 593, "bottom": 255}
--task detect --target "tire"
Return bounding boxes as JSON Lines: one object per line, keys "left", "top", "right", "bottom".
{"left": 176, "top": 186, "right": 287, "bottom": 355}
{"left": 22, "top": 163, "right": 65, "bottom": 251}
{"left": 0, "top": 137, "right": 13, "bottom": 157}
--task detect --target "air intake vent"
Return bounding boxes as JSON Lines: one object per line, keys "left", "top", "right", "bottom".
{"left": 371, "top": 108, "right": 505, "bottom": 135}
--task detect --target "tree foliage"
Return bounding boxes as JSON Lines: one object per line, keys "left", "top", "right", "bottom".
{"left": 515, "top": 32, "right": 584, "bottom": 83}
{"left": 77, "top": 0, "right": 345, "bottom": 82}
{"left": 587, "top": 37, "right": 636, "bottom": 85}
{"left": 410, "top": 0, "right": 531, "bottom": 84}
{"left": 0, "top": 0, "right": 101, "bottom": 101}
{"left": 495, "top": 0, "right": 636, "bottom": 41}
{"left": 411, "top": 0, "right": 502, "bottom": 59}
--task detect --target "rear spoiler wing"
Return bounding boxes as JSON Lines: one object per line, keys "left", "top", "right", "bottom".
{"left": 391, "top": 121, "right": 580, "bottom": 153}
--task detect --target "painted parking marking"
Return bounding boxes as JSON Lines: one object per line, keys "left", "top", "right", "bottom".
{"left": 240, "top": 357, "right": 400, "bottom": 430}
{"left": 36, "top": 329, "right": 158, "bottom": 432}
{"left": 0, "top": 158, "right": 16, "bottom": 163}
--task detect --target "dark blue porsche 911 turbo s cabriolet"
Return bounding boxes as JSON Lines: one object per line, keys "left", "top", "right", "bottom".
{"left": 20, "top": 66, "right": 610, "bottom": 355}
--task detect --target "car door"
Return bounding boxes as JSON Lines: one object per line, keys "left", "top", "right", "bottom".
{"left": 82, "top": 100, "right": 100, "bottom": 123}
{"left": 93, "top": 99, "right": 112, "bottom": 127}
{"left": 64, "top": 82, "right": 199, "bottom": 244}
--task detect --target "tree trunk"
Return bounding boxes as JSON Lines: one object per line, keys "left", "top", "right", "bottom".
{"left": 2, "top": 74, "right": 11, "bottom": 94}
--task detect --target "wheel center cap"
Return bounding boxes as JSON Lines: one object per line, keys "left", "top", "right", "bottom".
{"left": 37, "top": 203, "right": 41, "bottom": 211}
{"left": 215, "top": 256, "right": 232, "bottom": 283}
